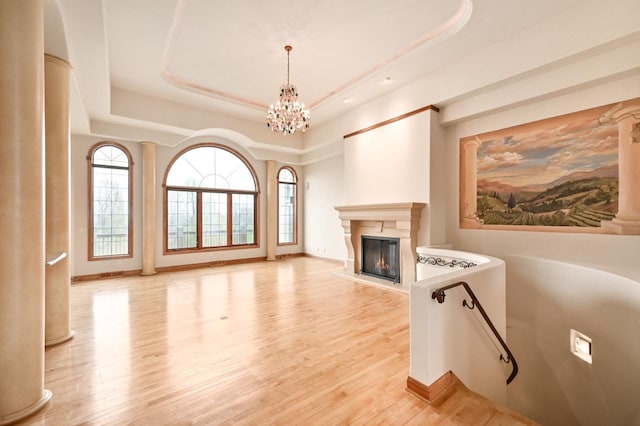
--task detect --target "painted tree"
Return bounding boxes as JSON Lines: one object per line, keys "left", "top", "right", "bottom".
{"left": 476, "top": 195, "right": 493, "bottom": 218}
{"left": 507, "top": 193, "right": 516, "bottom": 209}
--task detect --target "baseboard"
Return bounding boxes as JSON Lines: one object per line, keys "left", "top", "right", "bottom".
{"left": 72, "top": 269, "right": 142, "bottom": 282}
{"left": 406, "top": 371, "right": 455, "bottom": 404}
{"left": 275, "top": 252, "right": 305, "bottom": 259}
{"left": 302, "top": 253, "right": 344, "bottom": 265}
{"left": 155, "top": 256, "right": 268, "bottom": 273}
{"left": 72, "top": 254, "right": 312, "bottom": 282}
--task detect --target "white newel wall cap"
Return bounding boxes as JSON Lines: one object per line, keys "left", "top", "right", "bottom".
{"left": 413, "top": 251, "right": 505, "bottom": 288}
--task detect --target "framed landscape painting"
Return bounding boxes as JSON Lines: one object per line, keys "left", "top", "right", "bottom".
{"left": 459, "top": 96, "right": 640, "bottom": 233}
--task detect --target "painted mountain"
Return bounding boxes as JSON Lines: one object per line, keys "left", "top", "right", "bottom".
{"left": 477, "top": 165, "right": 618, "bottom": 200}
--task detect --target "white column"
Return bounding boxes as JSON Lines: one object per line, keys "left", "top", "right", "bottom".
{"left": 44, "top": 54, "right": 74, "bottom": 346}
{"left": 266, "top": 160, "right": 277, "bottom": 260}
{"left": 0, "top": 1, "right": 52, "bottom": 424}
{"left": 460, "top": 138, "right": 482, "bottom": 228}
{"left": 601, "top": 104, "right": 640, "bottom": 235}
{"left": 141, "top": 142, "right": 157, "bottom": 275}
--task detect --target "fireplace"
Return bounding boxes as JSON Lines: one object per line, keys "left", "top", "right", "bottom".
{"left": 335, "top": 202, "right": 426, "bottom": 287}
{"left": 361, "top": 236, "right": 400, "bottom": 282}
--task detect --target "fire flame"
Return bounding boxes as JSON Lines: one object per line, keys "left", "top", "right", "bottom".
{"left": 375, "top": 255, "right": 391, "bottom": 271}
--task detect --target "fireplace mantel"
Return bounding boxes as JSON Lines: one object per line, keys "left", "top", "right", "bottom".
{"left": 335, "top": 202, "right": 426, "bottom": 286}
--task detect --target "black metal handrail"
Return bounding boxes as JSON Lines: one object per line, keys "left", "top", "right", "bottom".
{"left": 431, "top": 281, "right": 519, "bottom": 385}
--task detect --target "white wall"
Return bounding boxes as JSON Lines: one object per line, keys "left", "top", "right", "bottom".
{"left": 443, "top": 73, "right": 640, "bottom": 422}
{"left": 276, "top": 163, "right": 305, "bottom": 258}
{"left": 445, "top": 73, "right": 640, "bottom": 282}
{"left": 411, "top": 252, "right": 508, "bottom": 404}
{"left": 71, "top": 134, "right": 306, "bottom": 276}
{"left": 428, "top": 110, "right": 447, "bottom": 246}
{"left": 302, "top": 108, "right": 447, "bottom": 264}
{"left": 153, "top": 137, "right": 266, "bottom": 268}
{"left": 303, "top": 154, "right": 345, "bottom": 260}
{"left": 343, "top": 111, "right": 443, "bottom": 247}
{"left": 506, "top": 256, "right": 640, "bottom": 426}
{"left": 71, "top": 135, "right": 143, "bottom": 276}
{"left": 344, "top": 112, "right": 430, "bottom": 206}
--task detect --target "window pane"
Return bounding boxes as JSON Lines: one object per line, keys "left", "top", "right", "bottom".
{"left": 165, "top": 145, "right": 259, "bottom": 252}
{"left": 278, "top": 168, "right": 295, "bottom": 183}
{"left": 278, "top": 182, "right": 295, "bottom": 244}
{"left": 167, "top": 190, "right": 198, "bottom": 249}
{"left": 93, "top": 145, "right": 129, "bottom": 168}
{"left": 92, "top": 166, "right": 129, "bottom": 257}
{"left": 166, "top": 146, "right": 256, "bottom": 191}
{"left": 202, "top": 193, "right": 227, "bottom": 247}
{"left": 232, "top": 194, "right": 255, "bottom": 245}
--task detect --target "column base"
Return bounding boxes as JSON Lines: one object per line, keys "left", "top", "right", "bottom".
{"left": 140, "top": 270, "right": 157, "bottom": 276}
{"left": 45, "top": 330, "right": 75, "bottom": 347}
{"left": 461, "top": 217, "right": 483, "bottom": 229}
{"left": 0, "top": 389, "right": 52, "bottom": 425}
{"left": 601, "top": 218, "right": 640, "bottom": 235}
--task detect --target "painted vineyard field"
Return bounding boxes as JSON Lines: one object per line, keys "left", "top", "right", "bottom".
{"left": 477, "top": 177, "right": 618, "bottom": 227}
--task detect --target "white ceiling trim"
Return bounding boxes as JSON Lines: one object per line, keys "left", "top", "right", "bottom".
{"left": 303, "top": 0, "right": 473, "bottom": 110}
{"left": 440, "top": 35, "right": 640, "bottom": 124}
{"left": 159, "top": 0, "right": 267, "bottom": 110}
{"left": 159, "top": 0, "right": 472, "bottom": 112}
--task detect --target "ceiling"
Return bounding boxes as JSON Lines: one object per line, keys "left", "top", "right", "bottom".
{"left": 50, "top": 0, "right": 638, "bottom": 151}
{"left": 111, "top": 0, "right": 466, "bottom": 112}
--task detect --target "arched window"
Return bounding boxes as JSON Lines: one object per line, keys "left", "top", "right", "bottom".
{"left": 164, "top": 144, "right": 259, "bottom": 252}
{"left": 278, "top": 167, "right": 297, "bottom": 245}
{"left": 88, "top": 142, "right": 133, "bottom": 259}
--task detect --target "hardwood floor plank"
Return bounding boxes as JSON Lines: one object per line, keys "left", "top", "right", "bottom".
{"left": 15, "top": 257, "right": 536, "bottom": 425}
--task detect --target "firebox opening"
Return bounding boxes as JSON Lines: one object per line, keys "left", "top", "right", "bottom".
{"left": 361, "top": 236, "right": 400, "bottom": 283}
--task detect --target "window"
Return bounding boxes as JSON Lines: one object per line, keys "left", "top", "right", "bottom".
{"left": 88, "top": 143, "right": 133, "bottom": 259}
{"left": 278, "top": 167, "right": 297, "bottom": 245}
{"left": 164, "top": 144, "right": 259, "bottom": 252}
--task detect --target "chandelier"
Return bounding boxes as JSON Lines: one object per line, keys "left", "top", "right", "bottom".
{"left": 266, "top": 45, "right": 310, "bottom": 134}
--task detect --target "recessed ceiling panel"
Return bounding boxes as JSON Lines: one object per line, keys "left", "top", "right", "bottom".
{"left": 101, "top": 0, "right": 589, "bottom": 127}
{"left": 162, "top": 0, "right": 469, "bottom": 109}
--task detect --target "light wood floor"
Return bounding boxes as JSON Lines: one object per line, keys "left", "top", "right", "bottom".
{"left": 21, "top": 257, "right": 535, "bottom": 425}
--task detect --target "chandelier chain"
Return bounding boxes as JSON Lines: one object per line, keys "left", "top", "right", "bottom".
{"left": 286, "top": 46, "right": 291, "bottom": 86}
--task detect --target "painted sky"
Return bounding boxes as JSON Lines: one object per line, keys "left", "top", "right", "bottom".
{"left": 474, "top": 104, "right": 622, "bottom": 187}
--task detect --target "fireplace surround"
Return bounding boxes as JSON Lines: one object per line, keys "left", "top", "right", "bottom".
{"left": 335, "top": 202, "right": 426, "bottom": 286}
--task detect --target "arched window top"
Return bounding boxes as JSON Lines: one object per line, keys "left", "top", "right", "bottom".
{"left": 166, "top": 145, "right": 257, "bottom": 191}
{"left": 278, "top": 167, "right": 296, "bottom": 183}
{"left": 92, "top": 144, "right": 130, "bottom": 168}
